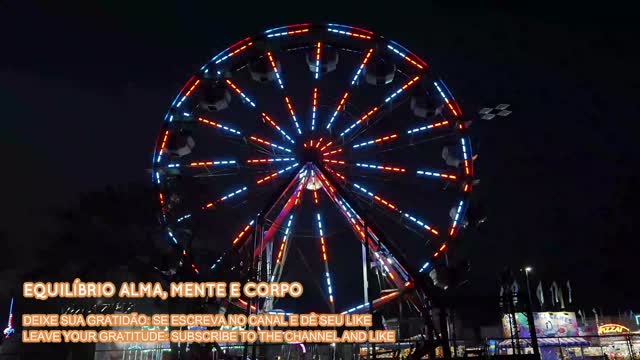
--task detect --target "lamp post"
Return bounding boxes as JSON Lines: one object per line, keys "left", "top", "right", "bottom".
{"left": 523, "top": 267, "right": 540, "bottom": 359}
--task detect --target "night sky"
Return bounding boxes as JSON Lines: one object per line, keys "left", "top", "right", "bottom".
{"left": 1, "top": 1, "right": 638, "bottom": 322}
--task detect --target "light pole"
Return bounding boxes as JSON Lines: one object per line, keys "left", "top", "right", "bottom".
{"left": 523, "top": 267, "right": 540, "bottom": 359}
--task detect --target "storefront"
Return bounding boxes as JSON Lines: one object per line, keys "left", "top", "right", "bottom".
{"left": 497, "top": 313, "right": 640, "bottom": 360}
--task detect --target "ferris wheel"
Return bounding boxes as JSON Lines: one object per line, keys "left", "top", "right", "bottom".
{"left": 151, "top": 23, "right": 475, "bottom": 317}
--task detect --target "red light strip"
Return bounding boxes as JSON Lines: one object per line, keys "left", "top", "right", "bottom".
{"left": 184, "top": 79, "right": 200, "bottom": 97}
{"left": 237, "top": 298, "right": 257, "bottom": 311}
{"left": 314, "top": 42, "right": 321, "bottom": 79}
{"left": 324, "top": 167, "right": 346, "bottom": 181}
{"left": 214, "top": 39, "right": 254, "bottom": 64}
{"left": 196, "top": 117, "right": 242, "bottom": 135}
{"left": 260, "top": 112, "right": 293, "bottom": 143}
{"left": 337, "top": 93, "right": 349, "bottom": 111}
{"left": 355, "top": 163, "right": 407, "bottom": 173}
{"left": 316, "top": 173, "right": 335, "bottom": 194}
{"left": 320, "top": 236, "right": 328, "bottom": 260}
{"left": 311, "top": 87, "right": 319, "bottom": 130}
{"left": 225, "top": 79, "right": 256, "bottom": 107}
{"left": 159, "top": 130, "right": 169, "bottom": 153}
{"left": 315, "top": 138, "right": 323, "bottom": 149}
{"left": 327, "top": 28, "right": 372, "bottom": 39}
{"left": 246, "top": 158, "right": 294, "bottom": 164}
{"left": 176, "top": 76, "right": 197, "bottom": 96}
{"left": 256, "top": 172, "right": 279, "bottom": 184}
{"left": 232, "top": 222, "right": 255, "bottom": 245}
{"left": 323, "top": 159, "right": 346, "bottom": 165}
{"left": 295, "top": 186, "right": 303, "bottom": 205}
{"left": 248, "top": 136, "right": 291, "bottom": 152}
{"left": 326, "top": 92, "right": 350, "bottom": 130}
{"left": 283, "top": 96, "right": 301, "bottom": 134}
{"left": 339, "top": 106, "right": 379, "bottom": 136}
{"left": 352, "top": 134, "right": 398, "bottom": 149}
{"left": 323, "top": 148, "right": 342, "bottom": 157}
{"left": 373, "top": 195, "right": 399, "bottom": 211}
{"left": 190, "top": 161, "right": 213, "bottom": 166}
{"left": 320, "top": 141, "right": 333, "bottom": 152}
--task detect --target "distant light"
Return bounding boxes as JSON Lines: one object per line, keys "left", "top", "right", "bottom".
{"left": 525, "top": 267, "right": 532, "bottom": 273}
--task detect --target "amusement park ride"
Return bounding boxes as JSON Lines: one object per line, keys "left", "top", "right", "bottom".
{"left": 150, "top": 23, "right": 507, "bottom": 358}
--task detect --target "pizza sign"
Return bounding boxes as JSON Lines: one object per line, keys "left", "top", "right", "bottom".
{"left": 598, "top": 324, "right": 629, "bottom": 335}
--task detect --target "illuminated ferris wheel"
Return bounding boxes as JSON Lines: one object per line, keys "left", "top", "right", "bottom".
{"left": 151, "top": 23, "right": 475, "bottom": 318}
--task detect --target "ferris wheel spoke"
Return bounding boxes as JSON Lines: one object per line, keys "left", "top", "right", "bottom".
{"left": 229, "top": 219, "right": 257, "bottom": 248}
{"left": 255, "top": 163, "right": 300, "bottom": 185}
{"left": 245, "top": 157, "right": 297, "bottom": 166}
{"left": 224, "top": 79, "right": 296, "bottom": 144}
{"left": 248, "top": 135, "right": 294, "bottom": 154}
{"left": 417, "top": 200, "right": 468, "bottom": 274}
{"left": 251, "top": 167, "right": 309, "bottom": 260}
{"left": 270, "top": 177, "right": 307, "bottom": 283}
{"left": 348, "top": 119, "right": 451, "bottom": 154}
{"left": 260, "top": 113, "right": 295, "bottom": 144}
{"left": 325, "top": 48, "right": 374, "bottom": 130}
{"left": 201, "top": 185, "right": 249, "bottom": 210}
{"left": 196, "top": 116, "right": 244, "bottom": 136}
{"left": 315, "top": 209, "right": 336, "bottom": 312}
{"left": 338, "top": 75, "right": 421, "bottom": 139}
{"left": 347, "top": 182, "right": 440, "bottom": 237}
{"left": 313, "top": 165, "right": 410, "bottom": 287}
{"left": 270, "top": 213, "right": 296, "bottom": 282}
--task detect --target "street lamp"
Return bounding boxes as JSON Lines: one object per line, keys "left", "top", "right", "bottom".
{"left": 522, "top": 266, "right": 540, "bottom": 359}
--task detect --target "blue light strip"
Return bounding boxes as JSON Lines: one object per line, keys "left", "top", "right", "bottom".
{"left": 226, "top": 80, "right": 257, "bottom": 108}
{"left": 353, "top": 183, "right": 374, "bottom": 197}
{"left": 314, "top": 43, "right": 321, "bottom": 80}
{"left": 342, "top": 302, "right": 369, "bottom": 314}
{"left": 461, "top": 138, "right": 469, "bottom": 161}
{"left": 403, "top": 212, "right": 437, "bottom": 234}
{"left": 264, "top": 25, "right": 289, "bottom": 34}
{"left": 167, "top": 229, "right": 178, "bottom": 245}
{"left": 387, "top": 44, "right": 406, "bottom": 58}
{"left": 271, "top": 214, "right": 294, "bottom": 282}
{"left": 419, "top": 261, "right": 431, "bottom": 273}
{"left": 198, "top": 118, "right": 242, "bottom": 135}
{"left": 277, "top": 163, "right": 298, "bottom": 175}
{"left": 325, "top": 92, "right": 349, "bottom": 130}
{"left": 416, "top": 170, "right": 457, "bottom": 180}
{"left": 311, "top": 89, "right": 318, "bottom": 131}
{"left": 267, "top": 32, "right": 291, "bottom": 38}
{"left": 327, "top": 28, "right": 371, "bottom": 40}
{"left": 316, "top": 213, "right": 335, "bottom": 304}
{"left": 263, "top": 114, "right": 295, "bottom": 144}
{"left": 384, "top": 76, "right": 420, "bottom": 103}
{"left": 406, "top": 122, "right": 447, "bottom": 134}
{"left": 176, "top": 214, "right": 192, "bottom": 223}
{"left": 210, "top": 255, "right": 224, "bottom": 270}
{"left": 451, "top": 200, "right": 464, "bottom": 230}
{"left": 220, "top": 186, "right": 248, "bottom": 201}
{"left": 266, "top": 52, "right": 284, "bottom": 90}
{"left": 339, "top": 103, "right": 380, "bottom": 137}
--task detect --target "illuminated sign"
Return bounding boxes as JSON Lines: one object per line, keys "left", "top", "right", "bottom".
{"left": 636, "top": 315, "right": 640, "bottom": 326}
{"left": 598, "top": 324, "right": 629, "bottom": 335}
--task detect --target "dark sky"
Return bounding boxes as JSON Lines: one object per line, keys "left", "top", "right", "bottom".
{"left": 1, "top": 0, "right": 639, "bottom": 319}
